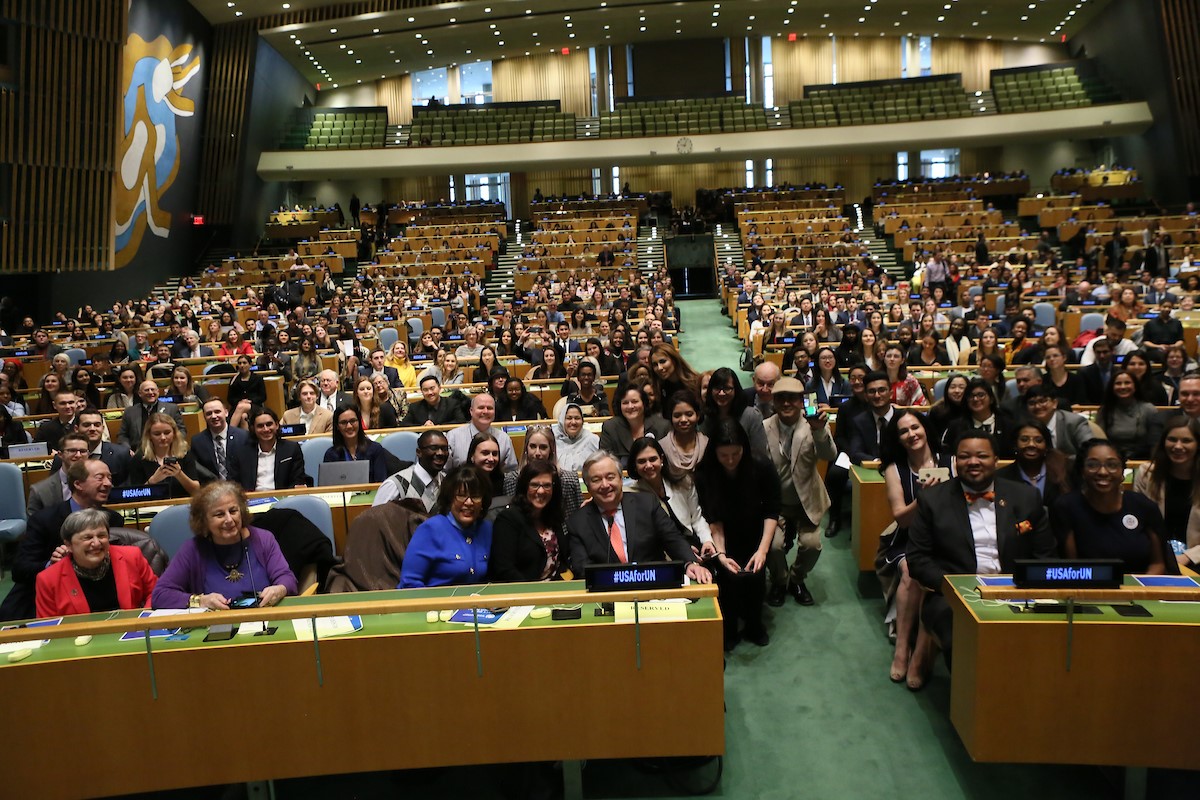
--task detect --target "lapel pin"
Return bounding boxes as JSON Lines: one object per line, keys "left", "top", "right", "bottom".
{"left": 998, "top": 498, "right": 1006, "bottom": 508}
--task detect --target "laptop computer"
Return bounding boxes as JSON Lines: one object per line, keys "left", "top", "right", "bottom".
{"left": 318, "top": 460, "right": 370, "bottom": 487}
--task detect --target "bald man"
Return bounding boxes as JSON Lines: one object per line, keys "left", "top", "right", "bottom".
{"left": 445, "top": 393, "right": 518, "bottom": 471}
{"left": 746, "top": 361, "right": 781, "bottom": 420}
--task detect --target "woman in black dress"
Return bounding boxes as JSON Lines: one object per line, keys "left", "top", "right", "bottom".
{"left": 489, "top": 462, "right": 567, "bottom": 582}
{"left": 695, "top": 418, "right": 781, "bottom": 651}
{"left": 227, "top": 354, "right": 266, "bottom": 409}
{"left": 880, "top": 411, "right": 943, "bottom": 690}
{"left": 1051, "top": 439, "right": 1174, "bottom": 574}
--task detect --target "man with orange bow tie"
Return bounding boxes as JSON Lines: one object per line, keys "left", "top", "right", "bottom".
{"left": 906, "top": 430, "right": 1055, "bottom": 671}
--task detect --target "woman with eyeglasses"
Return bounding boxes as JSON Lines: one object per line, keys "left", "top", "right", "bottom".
{"left": 944, "top": 376, "right": 1017, "bottom": 458}
{"left": 323, "top": 405, "right": 390, "bottom": 483}
{"left": 490, "top": 462, "right": 568, "bottom": 582}
{"left": 997, "top": 420, "right": 1073, "bottom": 509}
{"left": 399, "top": 464, "right": 493, "bottom": 588}
{"left": 1051, "top": 439, "right": 1174, "bottom": 574}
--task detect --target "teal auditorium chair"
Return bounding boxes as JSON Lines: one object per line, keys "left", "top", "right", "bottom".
{"left": 0, "top": 463, "right": 26, "bottom": 578}
{"left": 272, "top": 495, "right": 335, "bottom": 549}
{"left": 300, "top": 437, "right": 334, "bottom": 486}
{"left": 147, "top": 505, "right": 194, "bottom": 560}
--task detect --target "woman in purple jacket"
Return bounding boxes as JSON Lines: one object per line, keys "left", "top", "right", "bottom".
{"left": 151, "top": 482, "right": 297, "bottom": 610}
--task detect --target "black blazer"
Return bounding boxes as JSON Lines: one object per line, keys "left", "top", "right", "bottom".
{"left": 402, "top": 398, "right": 466, "bottom": 426}
{"left": 1077, "top": 364, "right": 1110, "bottom": 405}
{"left": 490, "top": 505, "right": 564, "bottom": 582}
{"left": 563, "top": 491, "right": 696, "bottom": 573}
{"left": 996, "top": 462, "right": 1070, "bottom": 512}
{"left": 944, "top": 408, "right": 1019, "bottom": 459}
{"left": 845, "top": 408, "right": 887, "bottom": 464}
{"left": 190, "top": 426, "right": 253, "bottom": 482}
{"left": 235, "top": 439, "right": 308, "bottom": 491}
{"left": 906, "top": 476, "right": 1057, "bottom": 593}
{"left": 228, "top": 373, "right": 267, "bottom": 409}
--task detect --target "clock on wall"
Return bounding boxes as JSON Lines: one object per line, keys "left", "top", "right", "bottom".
{"left": 676, "top": 136, "right": 693, "bottom": 154}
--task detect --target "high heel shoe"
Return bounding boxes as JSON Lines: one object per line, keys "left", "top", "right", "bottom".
{"left": 906, "top": 644, "right": 932, "bottom": 691}
{"left": 889, "top": 648, "right": 910, "bottom": 683}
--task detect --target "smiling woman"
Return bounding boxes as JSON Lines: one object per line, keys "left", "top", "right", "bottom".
{"left": 399, "top": 464, "right": 494, "bottom": 588}
{"left": 151, "top": 481, "right": 298, "bottom": 610}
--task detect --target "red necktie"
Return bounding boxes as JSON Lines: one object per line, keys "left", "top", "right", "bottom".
{"left": 964, "top": 490, "right": 995, "bottom": 504}
{"left": 607, "top": 515, "right": 627, "bottom": 563}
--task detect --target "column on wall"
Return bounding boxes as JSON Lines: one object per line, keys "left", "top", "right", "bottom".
{"left": 595, "top": 46, "right": 612, "bottom": 113}
{"left": 447, "top": 66, "right": 460, "bottom": 104}
{"left": 746, "top": 36, "right": 763, "bottom": 105}
{"left": 610, "top": 46, "right": 629, "bottom": 101}
{"left": 728, "top": 37, "right": 747, "bottom": 98}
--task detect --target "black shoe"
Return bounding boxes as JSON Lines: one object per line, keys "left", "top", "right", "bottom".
{"left": 789, "top": 581, "right": 815, "bottom": 606}
{"left": 724, "top": 633, "right": 741, "bottom": 652}
{"left": 746, "top": 629, "right": 770, "bottom": 647}
{"left": 766, "top": 586, "right": 786, "bottom": 607}
{"left": 825, "top": 524, "right": 840, "bottom": 539}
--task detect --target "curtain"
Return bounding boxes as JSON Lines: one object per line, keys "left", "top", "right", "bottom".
{"left": 932, "top": 40, "right": 1003, "bottom": 93}
{"left": 377, "top": 75, "right": 413, "bottom": 125}
{"left": 492, "top": 52, "right": 592, "bottom": 116}
{"left": 836, "top": 36, "right": 902, "bottom": 85}
{"left": 772, "top": 38, "right": 834, "bottom": 105}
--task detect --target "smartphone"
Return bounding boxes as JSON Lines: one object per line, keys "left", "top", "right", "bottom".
{"left": 162, "top": 456, "right": 179, "bottom": 466}
{"left": 802, "top": 394, "right": 820, "bottom": 418}
{"left": 230, "top": 596, "right": 260, "bottom": 609}
{"left": 918, "top": 467, "right": 950, "bottom": 484}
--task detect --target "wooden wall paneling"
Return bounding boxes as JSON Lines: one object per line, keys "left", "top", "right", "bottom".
{"left": 1160, "top": 0, "right": 1200, "bottom": 174}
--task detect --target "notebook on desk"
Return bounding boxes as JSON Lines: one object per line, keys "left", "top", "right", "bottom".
{"left": 318, "top": 460, "right": 370, "bottom": 487}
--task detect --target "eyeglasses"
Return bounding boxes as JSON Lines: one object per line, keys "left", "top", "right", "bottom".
{"left": 1083, "top": 460, "right": 1123, "bottom": 472}
{"left": 337, "top": 418, "right": 359, "bottom": 427}
{"left": 528, "top": 481, "right": 555, "bottom": 493}
{"left": 62, "top": 448, "right": 89, "bottom": 455}
{"left": 420, "top": 444, "right": 449, "bottom": 452}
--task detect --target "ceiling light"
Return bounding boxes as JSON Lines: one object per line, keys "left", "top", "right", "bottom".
{"left": 282, "top": 2, "right": 290, "bottom": 8}
{"left": 330, "top": 28, "right": 337, "bottom": 33}
{"left": 234, "top": 10, "right": 242, "bottom": 15}
{"left": 408, "top": 16, "right": 414, "bottom": 22}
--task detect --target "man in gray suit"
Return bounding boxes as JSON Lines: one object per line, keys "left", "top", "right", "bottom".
{"left": 116, "top": 379, "right": 184, "bottom": 450}
{"left": 27, "top": 432, "right": 91, "bottom": 515}
{"left": 1020, "top": 386, "right": 1092, "bottom": 457}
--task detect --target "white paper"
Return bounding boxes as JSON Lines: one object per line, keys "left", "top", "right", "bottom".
{"left": 235, "top": 621, "right": 275, "bottom": 636}
{"left": 289, "top": 615, "right": 359, "bottom": 641}
{"left": 490, "top": 605, "right": 534, "bottom": 629}
{"left": 0, "top": 639, "right": 48, "bottom": 654}
{"left": 834, "top": 452, "right": 852, "bottom": 470}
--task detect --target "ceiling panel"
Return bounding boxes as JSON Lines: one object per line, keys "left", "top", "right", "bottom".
{"left": 189, "top": 0, "right": 1112, "bottom": 90}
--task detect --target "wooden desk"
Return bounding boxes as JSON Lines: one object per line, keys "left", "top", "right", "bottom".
{"left": 850, "top": 464, "right": 889, "bottom": 575}
{"left": 0, "top": 583, "right": 723, "bottom": 800}
{"left": 945, "top": 574, "right": 1197, "bottom": 772}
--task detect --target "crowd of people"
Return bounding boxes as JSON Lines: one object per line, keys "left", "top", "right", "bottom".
{"left": 3, "top": 192, "right": 1200, "bottom": 695}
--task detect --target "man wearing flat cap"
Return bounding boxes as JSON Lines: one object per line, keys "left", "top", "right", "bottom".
{"left": 761, "top": 376, "right": 837, "bottom": 607}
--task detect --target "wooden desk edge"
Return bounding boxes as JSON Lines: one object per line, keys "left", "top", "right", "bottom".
{"left": 0, "top": 584, "right": 719, "bottom": 644}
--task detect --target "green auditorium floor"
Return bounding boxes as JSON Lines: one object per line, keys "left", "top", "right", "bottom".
{"left": 0, "top": 301, "right": 1160, "bottom": 797}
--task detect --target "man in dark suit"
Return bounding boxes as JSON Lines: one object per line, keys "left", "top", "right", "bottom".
{"left": 1077, "top": 337, "right": 1114, "bottom": 405}
{"left": 76, "top": 407, "right": 131, "bottom": 486}
{"left": 191, "top": 398, "right": 252, "bottom": 483}
{"left": 116, "top": 379, "right": 185, "bottom": 449}
{"left": 360, "top": 348, "right": 402, "bottom": 388}
{"left": 565, "top": 452, "right": 711, "bottom": 584}
{"left": 175, "top": 329, "right": 214, "bottom": 360}
{"left": 846, "top": 371, "right": 895, "bottom": 464}
{"left": 316, "top": 369, "right": 353, "bottom": 413}
{"left": 553, "top": 322, "right": 581, "bottom": 356}
{"left": 34, "top": 390, "right": 79, "bottom": 447}
{"left": 402, "top": 375, "right": 467, "bottom": 426}
{"left": 0, "top": 459, "right": 121, "bottom": 621}
{"left": 907, "top": 430, "right": 1056, "bottom": 669}
{"left": 236, "top": 407, "right": 308, "bottom": 491}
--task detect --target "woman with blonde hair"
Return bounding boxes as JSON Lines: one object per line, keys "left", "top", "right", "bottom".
{"left": 125, "top": 412, "right": 205, "bottom": 498}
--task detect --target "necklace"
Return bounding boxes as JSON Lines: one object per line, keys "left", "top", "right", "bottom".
{"left": 72, "top": 558, "right": 111, "bottom": 582}
{"left": 214, "top": 541, "right": 246, "bottom": 582}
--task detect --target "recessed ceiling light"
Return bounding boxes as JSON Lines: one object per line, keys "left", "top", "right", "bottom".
{"left": 330, "top": 28, "right": 337, "bottom": 33}
{"left": 282, "top": 2, "right": 290, "bottom": 8}
{"left": 234, "top": 10, "right": 242, "bottom": 15}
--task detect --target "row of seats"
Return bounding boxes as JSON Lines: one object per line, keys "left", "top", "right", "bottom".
{"left": 408, "top": 106, "right": 576, "bottom": 146}
{"left": 279, "top": 108, "right": 388, "bottom": 150}
{"left": 598, "top": 99, "right": 768, "bottom": 137}
{"left": 792, "top": 76, "right": 972, "bottom": 128}
{"left": 992, "top": 66, "right": 1120, "bottom": 113}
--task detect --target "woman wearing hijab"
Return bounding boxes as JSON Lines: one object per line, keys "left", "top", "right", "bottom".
{"left": 552, "top": 402, "right": 599, "bottom": 473}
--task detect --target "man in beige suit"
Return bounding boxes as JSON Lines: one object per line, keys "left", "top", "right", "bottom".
{"left": 761, "top": 377, "right": 836, "bottom": 607}
{"left": 280, "top": 380, "right": 333, "bottom": 435}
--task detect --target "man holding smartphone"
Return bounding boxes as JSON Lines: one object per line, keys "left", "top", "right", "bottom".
{"left": 761, "top": 377, "right": 838, "bottom": 606}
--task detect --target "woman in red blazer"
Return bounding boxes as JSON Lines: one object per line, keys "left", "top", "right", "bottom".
{"left": 35, "top": 509, "right": 157, "bottom": 618}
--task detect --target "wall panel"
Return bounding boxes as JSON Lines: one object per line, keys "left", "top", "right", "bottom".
{"left": 0, "top": 0, "right": 125, "bottom": 274}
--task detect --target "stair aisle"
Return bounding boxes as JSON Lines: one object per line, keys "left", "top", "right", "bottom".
{"left": 482, "top": 224, "right": 522, "bottom": 303}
